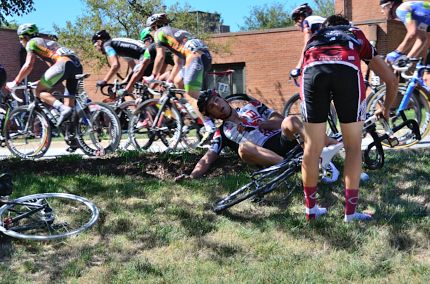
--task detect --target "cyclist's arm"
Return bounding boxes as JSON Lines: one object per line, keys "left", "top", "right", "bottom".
{"left": 124, "top": 58, "right": 151, "bottom": 93}
{"left": 368, "top": 55, "right": 398, "bottom": 117}
{"left": 14, "top": 52, "right": 36, "bottom": 83}
{"left": 152, "top": 46, "right": 166, "bottom": 77}
{"left": 167, "top": 54, "right": 183, "bottom": 83}
{"left": 189, "top": 150, "right": 219, "bottom": 178}
{"left": 259, "top": 111, "right": 284, "bottom": 131}
{"left": 103, "top": 54, "right": 120, "bottom": 83}
{"left": 396, "top": 19, "right": 424, "bottom": 56}
{"left": 295, "top": 30, "right": 313, "bottom": 69}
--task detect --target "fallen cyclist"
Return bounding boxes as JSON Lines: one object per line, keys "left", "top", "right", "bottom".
{"left": 175, "top": 90, "right": 340, "bottom": 181}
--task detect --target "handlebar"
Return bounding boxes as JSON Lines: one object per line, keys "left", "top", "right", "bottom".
{"left": 9, "top": 82, "right": 38, "bottom": 103}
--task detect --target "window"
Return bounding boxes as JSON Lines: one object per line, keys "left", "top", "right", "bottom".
{"left": 206, "top": 63, "right": 246, "bottom": 96}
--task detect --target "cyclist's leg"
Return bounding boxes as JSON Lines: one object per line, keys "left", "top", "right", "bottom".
{"left": 424, "top": 46, "right": 430, "bottom": 87}
{"left": 64, "top": 59, "right": 83, "bottom": 107}
{"left": 238, "top": 141, "right": 283, "bottom": 167}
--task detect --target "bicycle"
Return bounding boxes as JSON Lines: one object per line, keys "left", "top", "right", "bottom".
{"left": 0, "top": 86, "right": 27, "bottom": 148}
{"left": 128, "top": 81, "right": 205, "bottom": 152}
{"left": 366, "top": 57, "right": 429, "bottom": 148}
{"left": 0, "top": 173, "right": 99, "bottom": 241}
{"left": 99, "top": 79, "right": 155, "bottom": 150}
{"left": 212, "top": 114, "right": 404, "bottom": 213}
{"left": 4, "top": 74, "right": 121, "bottom": 159}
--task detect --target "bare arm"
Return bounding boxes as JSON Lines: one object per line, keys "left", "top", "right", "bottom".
{"left": 152, "top": 46, "right": 166, "bottom": 77}
{"left": 168, "top": 54, "right": 183, "bottom": 83}
{"left": 259, "top": 111, "right": 284, "bottom": 131}
{"left": 125, "top": 59, "right": 150, "bottom": 93}
{"left": 14, "top": 52, "right": 36, "bottom": 83}
{"left": 103, "top": 55, "right": 120, "bottom": 83}
{"left": 190, "top": 150, "right": 219, "bottom": 179}
{"left": 396, "top": 20, "right": 420, "bottom": 55}
{"left": 295, "top": 30, "right": 312, "bottom": 69}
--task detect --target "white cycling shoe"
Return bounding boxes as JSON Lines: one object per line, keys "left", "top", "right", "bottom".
{"left": 320, "top": 142, "right": 344, "bottom": 168}
{"left": 344, "top": 212, "right": 372, "bottom": 222}
{"left": 306, "top": 205, "right": 327, "bottom": 219}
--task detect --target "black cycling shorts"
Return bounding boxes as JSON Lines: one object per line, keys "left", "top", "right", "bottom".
{"left": 301, "top": 63, "right": 366, "bottom": 123}
{"left": 263, "top": 132, "right": 297, "bottom": 157}
{"left": 425, "top": 48, "right": 430, "bottom": 71}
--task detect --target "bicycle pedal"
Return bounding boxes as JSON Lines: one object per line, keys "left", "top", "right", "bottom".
{"left": 387, "top": 137, "right": 399, "bottom": 147}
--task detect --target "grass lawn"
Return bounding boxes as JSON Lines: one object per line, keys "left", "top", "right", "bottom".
{"left": 0, "top": 149, "right": 429, "bottom": 283}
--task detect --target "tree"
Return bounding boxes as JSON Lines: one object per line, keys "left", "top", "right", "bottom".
{"left": 313, "top": 0, "right": 335, "bottom": 18}
{"left": 0, "top": 0, "right": 35, "bottom": 26}
{"left": 240, "top": 2, "right": 293, "bottom": 31}
{"left": 54, "top": 0, "right": 216, "bottom": 69}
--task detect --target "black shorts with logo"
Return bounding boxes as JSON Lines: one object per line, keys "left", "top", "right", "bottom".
{"left": 263, "top": 133, "right": 298, "bottom": 157}
{"left": 301, "top": 63, "right": 366, "bottom": 123}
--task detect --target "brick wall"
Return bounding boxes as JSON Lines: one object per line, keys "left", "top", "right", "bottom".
{"left": 0, "top": 0, "right": 410, "bottom": 112}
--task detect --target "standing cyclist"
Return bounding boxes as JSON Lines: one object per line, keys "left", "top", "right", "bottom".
{"left": 381, "top": 1, "right": 430, "bottom": 63}
{"left": 290, "top": 3, "right": 326, "bottom": 78}
{"left": 143, "top": 13, "right": 215, "bottom": 146}
{"left": 6, "top": 23, "right": 82, "bottom": 126}
{"left": 299, "top": 15, "right": 398, "bottom": 222}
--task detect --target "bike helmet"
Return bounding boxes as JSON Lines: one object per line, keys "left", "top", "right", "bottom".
{"left": 140, "top": 27, "right": 153, "bottom": 41}
{"left": 17, "top": 23, "right": 39, "bottom": 38}
{"left": 146, "top": 13, "right": 169, "bottom": 28}
{"left": 380, "top": 0, "right": 403, "bottom": 6}
{"left": 184, "top": 39, "right": 207, "bottom": 52}
{"left": 197, "top": 89, "right": 219, "bottom": 115}
{"left": 0, "top": 65, "right": 6, "bottom": 87}
{"left": 92, "top": 30, "right": 111, "bottom": 44}
{"left": 291, "top": 3, "right": 313, "bottom": 22}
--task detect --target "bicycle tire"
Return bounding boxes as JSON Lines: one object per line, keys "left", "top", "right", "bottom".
{"left": 76, "top": 102, "right": 121, "bottom": 156}
{"left": 0, "top": 193, "right": 99, "bottom": 241}
{"left": 213, "top": 162, "right": 298, "bottom": 213}
{"left": 363, "top": 127, "right": 385, "bottom": 170}
{"left": 4, "top": 106, "right": 51, "bottom": 159}
{"left": 283, "top": 93, "right": 339, "bottom": 135}
{"left": 367, "top": 84, "right": 430, "bottom": 148}
{"left": 129, "top": 98, "right": 183, "bottom": 152}
{"left": 225, "top": 94, "right": 253, "bottom": 109}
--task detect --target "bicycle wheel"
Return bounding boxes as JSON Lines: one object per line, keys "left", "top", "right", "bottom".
{"left": 367, "top": 84, "right": 430, "bottom": 148}
{"left": 213, "top": 161, "right": 299, "bottom": 213}
{"left": 4, "top": 106, "right": 51, "bottom": 159}
{"left": 225, "top": 94, "right": 253, "bottom": 109}
{"left": 178, "top": 119, "right": 204, "bottom": 150}
{"left": 76, "top": 102, "right": 121, "bottom": 156}
{"left": 0, "top": 193, "right": 99, "bottom": 240}
{"left": 283, "top": 93, "right": 339, "bottom": 135}
{"left": 129, "top": 99, "right": 183, "bottom": 152}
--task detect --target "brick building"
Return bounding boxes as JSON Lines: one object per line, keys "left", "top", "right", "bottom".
{"left": 0, "top": 0, "right": 407, "bottom": 111}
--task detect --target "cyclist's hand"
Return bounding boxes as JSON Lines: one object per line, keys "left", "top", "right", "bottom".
{"left": 5, "top": 80, "right": 18, "bottom": 91}
{"left": 143, "top": 74, "right": 156, "bottom": 84}
{"left": 386, "top": 50, "right": 404, "bottom": 65}
{"left": 165, "top": 80, "right": 175, "bottom": 88}
{"left": 289, "top": 68, "right": 301, "bottom": 78}
{"left": 374, "top": 101, "right": 389, "bottom": 120}
{"left": 174, "top": 174, "right": 191, "bottom": 182}
{"left": 258, "top": 121, "right": 275, "bottom": 131}
{"left": 96, "top": 80, "right": 107, "bottom": 88}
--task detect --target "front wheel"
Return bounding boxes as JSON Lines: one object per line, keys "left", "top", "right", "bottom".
{"left": 129, "top": 99, "right": 183, "bottom": 152}
{"left": 4, "top": 106, "right": 51, "bottom": 159}
{"left": 0, "top": 193, "right": 99, "bottom": 240}
{"left": 76, "top": 102, "right": 121, "bottom": 156}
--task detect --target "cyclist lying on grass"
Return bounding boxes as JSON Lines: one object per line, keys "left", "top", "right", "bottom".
{"left": 176, "top": 90, "right": 339, "bottom": 180}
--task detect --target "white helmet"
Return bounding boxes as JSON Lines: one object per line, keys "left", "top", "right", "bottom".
{"left": 146, "top": 13, "right": 168, "bottom": 27}
{"left": 184, "top": 39, "right": 208, "bottom": 52}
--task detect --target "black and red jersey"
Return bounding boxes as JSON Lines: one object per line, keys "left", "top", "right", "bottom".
{"left": 302, "top": 25, "right": 377, "bottom": 69}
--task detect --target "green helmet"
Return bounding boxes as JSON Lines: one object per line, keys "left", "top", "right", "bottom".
{"left": 140, "top": 27, "right": 153, "bottom": 41}
{"left": 17, "top": 23, "right": 39, "bottom": 37}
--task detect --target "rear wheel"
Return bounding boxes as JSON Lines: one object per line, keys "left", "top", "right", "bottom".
{"left": 225, "top": 94, "right": 253, "bottom": 109}
{"left": 76, "top": 102, "right": 121, "bottom": 156}
{"left": 366, "top": 84, "right": 430, "bottom": 148}
{"left": 0, "top": 193, "right": 99, "bottom": 240}
{"left": 4, "top": 106, "right": 51, "bottom": 159}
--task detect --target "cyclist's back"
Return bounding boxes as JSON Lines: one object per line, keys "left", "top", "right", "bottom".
{"left": 153, "top": 26, "right": 193, "bottom": 59}
{"left": 104, "top": 38, "right": 146, "bottom": 60}
{"left": 26, "top": 37, "right": 77, "bottom": 64}
{"left": 396, "top": 1, "right": 430, "bottom": 29}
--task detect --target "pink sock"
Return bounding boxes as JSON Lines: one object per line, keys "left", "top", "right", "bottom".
{"left": 304, "top": 186, "right": 317, "bottom": 220}
{"left": 345, "top": 189, "right": 359, "bottom": 215}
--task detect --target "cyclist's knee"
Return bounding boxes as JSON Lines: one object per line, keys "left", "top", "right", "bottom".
{"left": 238, "top": 142, "right": 254, "bottom": 159}
{"left": 281, "top": 116, "right": 302, "bottom": 136}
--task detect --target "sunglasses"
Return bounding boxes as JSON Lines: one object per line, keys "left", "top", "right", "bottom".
{"left": 380, "top": 3, "right": 391, "bottom": 9}
{"left": 18, "top": 35, "right": 25, "bottom": 40}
